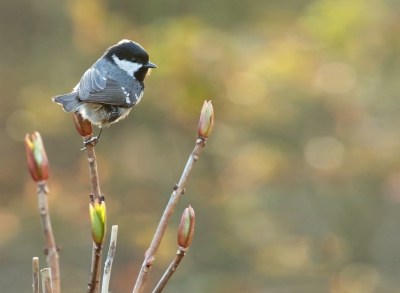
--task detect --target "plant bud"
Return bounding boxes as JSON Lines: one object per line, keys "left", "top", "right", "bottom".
{"left": 89, "top": 200, "right": 106, "bottom": 244}
{"left": 25, "top": 132, "right": 49, "bottom": 182}
{"left": 198, "top": 100, "right": 214, "bottom": 138}
{"left": 177, "top": 205, "right": 195, "bottom": 248}
{"left": 73, "top": 112, "right": 92, "bottom": 136}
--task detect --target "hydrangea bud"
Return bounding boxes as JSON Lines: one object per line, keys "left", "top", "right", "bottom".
{"left": 198, "top": 101, "right": 214, "bottom": 139}
{"left": 89, "top": 200, "right": 107, "bottom": 244}
{"left": 73, "top": 112, "right": 92, "bottom": 136}
{"left": 25, "top": 132, "right": 49, "bottom": 182}
{"left": 177, "top": 205, "right": 195, "bottom": 248}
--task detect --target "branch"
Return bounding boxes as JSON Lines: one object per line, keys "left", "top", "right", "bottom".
{"left": 84, "top": 135, "right": 102, "bottom": 200}
{"left": 132, "top": 137, "right": 206, "bottom": 293}
{"left": 85, "top": 136, "right": 104, "bottom": 293}
{"left": 87, "top": 242, "right": 103, "bottom": 293}
{"left": 40, "top": 268, "right": 53, "bottom": 293}
{"left": 101, "top": 225, "right": 118, "bottom": 293}
{"left": 33, "top": 257, "right": 39, "bottom": 293}
{"left": 37, "top": 182, "right": 60, "bottom": 293}
{"left": 152, "top": 247, "right": 187, "bottom": 293}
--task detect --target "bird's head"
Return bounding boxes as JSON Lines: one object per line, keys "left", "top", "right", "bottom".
{"left": 105, "top": 39, "right": 157, "bottom": 81}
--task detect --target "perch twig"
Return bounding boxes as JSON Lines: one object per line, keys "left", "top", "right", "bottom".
{"left": 85, "top": 136, "right": 104, "bottom": 293}
{"left": 84, "top": 134, "right": 102, "bottom": 201}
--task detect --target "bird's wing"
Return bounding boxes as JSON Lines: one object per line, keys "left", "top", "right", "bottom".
{"left": 77, "top": 68, "right": 143, "bottom": 107}
{"left": 77, "top": 68, "right": 107, "bottom": 98}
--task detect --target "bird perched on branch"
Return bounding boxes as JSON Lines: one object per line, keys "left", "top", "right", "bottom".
{"left": 52, "top": 39, "right": 157, "bottom": 145}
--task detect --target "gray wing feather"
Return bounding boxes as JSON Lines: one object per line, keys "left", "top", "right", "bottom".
{"left": 78, "top": 68, "right": 107, "bottom": 99}
{"left": 82, "top": 79, "right": 127, "bottom": 105}
{"left": 77, "top": 69, "right": 143, "bottom": 107}
{"left": 92, "top": 68, "right": 106, "bottom": 91}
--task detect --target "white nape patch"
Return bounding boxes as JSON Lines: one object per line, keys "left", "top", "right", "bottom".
{"left": 118, "top": 39, "right": 132, "bottom": 45}
{"left": 121, "top": 86, "right": 131, "bottom": 104}
{"left": 112, "top": 54, "right": 142, "bottom": 77}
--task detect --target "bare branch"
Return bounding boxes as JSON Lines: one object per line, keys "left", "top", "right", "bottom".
{"left": 101, "top": 225, "right": 119, "bottom": 293}
{"left": 37, "top": 182, "right": 60, "bottom": 293}
{"left": 84, "top": 136, "right": 104, "bottom": 293}
{"left": 132, "top": 138, "right": 206, "bottom": 293}
{"left": 152, "top": 247, "right": 187, "bottom": 293}
{"left": 33, "top": 257, "right": 39, "bottom": 293}
{"left": 84, "top": 135, "right": 102, "bottom": 200}
{"left": 87, "top": 242, "right": 103, "bottom": 293}
{"left": 40, "top": 268, "right": 53, "bottom": 293}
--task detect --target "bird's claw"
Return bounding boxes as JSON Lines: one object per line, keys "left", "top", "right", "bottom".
{"left": 85, "top": 136, "right": 99, "bottom": 145}
{"left": 81, "top": 137, "right": 99, "bottom": 151}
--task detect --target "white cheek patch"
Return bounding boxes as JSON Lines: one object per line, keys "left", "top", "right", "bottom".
{"left": 112, "top": 54, "right": 142, "bottom": 77}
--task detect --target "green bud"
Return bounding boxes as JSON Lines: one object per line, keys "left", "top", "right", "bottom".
{"left": 177, "top": 205, "right": 195, "bottom": 248}
{"left": 89, "top": 200, "right": 106, "bottom": 244}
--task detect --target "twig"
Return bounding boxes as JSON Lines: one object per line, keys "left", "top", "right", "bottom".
{"left": 40, "top": 268, "right": 53, "bottom": 293}
{"left": 33, "top": 257, "right": 39, "bottom": 293}
{"left": 101, "top": 225, "right": 119, "bottom": 293}
{"left": 132, "top": 138, "right": 206, "bottom": 293}
{"left": 84, "top": 135, "right": 102, "bottom": 200}
{"left": 88, "top": 242, "right": 103, "bottom": 293}
{"left": 152, "top": 247, "right": 187, "bottom": 293}
{"left": 84, "top": 135, "right": 103, "bottom": 293}
{"left": 37, "top": 181, "right": 60, "bottom": 293}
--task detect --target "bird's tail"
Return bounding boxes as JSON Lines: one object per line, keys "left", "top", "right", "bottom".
{"left": 52, "top": 93, "right": 83, "bottom": 112}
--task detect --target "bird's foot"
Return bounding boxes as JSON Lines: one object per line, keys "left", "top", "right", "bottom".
{"left": 81, "top": 128, "right": 103, "bottom": 150}
{"left": 85, "top": 136, "right": 99, "bottom": 146}
{"left": 81, "top": 137, "right": 99, "bottom": 151}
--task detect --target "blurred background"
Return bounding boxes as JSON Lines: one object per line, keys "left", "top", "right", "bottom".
{"left": 1, "top": 0, "right": 400, "bottom": 292}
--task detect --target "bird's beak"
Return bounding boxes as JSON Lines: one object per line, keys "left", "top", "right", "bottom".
{"left": 144, "top": 62, "right": 157, "bottom": 69}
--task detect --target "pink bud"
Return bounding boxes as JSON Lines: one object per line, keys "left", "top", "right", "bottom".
{"left": 25, "top": 132, "right": 49, "bottom": 182}
{"left": 72, "top": 112, "right": 92, "bottom": 136}
{"left": 145, "top": 255, "right": 155, "bottom": 266}
{"left": 198, "top": 101, "right": 214, "bottom": 139}
{"left": 177, "top": 205, "right": 195, "bottom": 248}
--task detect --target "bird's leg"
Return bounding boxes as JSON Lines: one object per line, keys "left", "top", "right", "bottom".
{"left": 84, "top": 128, "right": 103, "bottom": 146}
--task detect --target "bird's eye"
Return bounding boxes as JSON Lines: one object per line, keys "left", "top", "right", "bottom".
{"left": 131, "top": 58, "right": 137, "bottom": 62}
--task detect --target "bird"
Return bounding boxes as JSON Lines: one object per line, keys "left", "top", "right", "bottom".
{"left": 52, "top": 39, "right": 157, "bottom": 145}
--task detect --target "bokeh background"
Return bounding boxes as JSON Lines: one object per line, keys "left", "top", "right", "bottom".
{"left": 1, "top": 0, "right": 400, "bottom": 292}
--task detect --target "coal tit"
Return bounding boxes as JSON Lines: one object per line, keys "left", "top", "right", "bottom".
{"left": 52, "top": 39, "right": 157, "bottom": 144}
